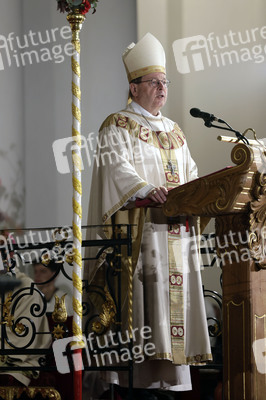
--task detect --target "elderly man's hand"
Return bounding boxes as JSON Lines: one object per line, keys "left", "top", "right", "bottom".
{"left": 147, "top": 186, "right": 168, "bottom": 204}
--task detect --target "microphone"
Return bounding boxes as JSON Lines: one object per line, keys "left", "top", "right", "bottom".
{"left": 190, "top": 108, "right": 224, "bottom": 127}
{"left": 190, "top": 108, "right": 249, "bottom": 145}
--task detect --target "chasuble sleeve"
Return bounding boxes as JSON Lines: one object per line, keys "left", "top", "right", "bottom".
{"left": 84, "top": 114, "right": 148, "bottom": 290}
{"left": 91, "top": 114, "right": 151, "bottom": 225}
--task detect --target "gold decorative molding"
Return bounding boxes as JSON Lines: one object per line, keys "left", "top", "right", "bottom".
{"left": 1, "top": 292, "right": 13, "bottom": 328}
{"left": 249, "top": 170, "right": 266, "bottom": 269}
{"left": 52, "top": 294, "right": 68, "bottom": 323}
{"left": 162, "top": 142, "right": 266, "bottom": 269}
{"left": 92, "top": 285, "right": 117, "bottom": 335}
{"left": 163, "top": 144, "right": 254, "bottom": 218}
{"left": 14, "top": 322, "right": 26, "bottom": 335}
{"left": 66, "top": 11, "right": 85, "bottom": 42}
{"left": 0, "top": 386, "right": 61, "bottom": 400}
{"left": 52, "top": 324, "right": 66, "bottom": 340}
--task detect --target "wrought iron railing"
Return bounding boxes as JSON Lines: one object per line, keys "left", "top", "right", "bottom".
{"left": 0, "top": 227, "right": 223, "bottom": 399}
{"left": 0, "top": 224, "right": 133, "bottom": 399}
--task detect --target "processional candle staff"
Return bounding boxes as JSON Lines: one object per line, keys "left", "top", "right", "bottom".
{"left": 56, "top": 2, "right": 99, "bottom": 399}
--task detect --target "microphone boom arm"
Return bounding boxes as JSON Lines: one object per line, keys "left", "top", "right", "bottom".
{"left": 207, "top": 122, "right": 249, "bottom": 145}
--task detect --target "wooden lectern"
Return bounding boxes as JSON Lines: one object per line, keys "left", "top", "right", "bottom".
{"left": 162, "top": 143, "right": 266, "bottom": 400}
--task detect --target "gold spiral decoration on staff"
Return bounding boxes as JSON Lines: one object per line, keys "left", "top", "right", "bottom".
{"left": 66, "top": 10, "right": 85, "bottom": 343}
{"left": 127, "top": 256, "right": 133, "bottom": 339}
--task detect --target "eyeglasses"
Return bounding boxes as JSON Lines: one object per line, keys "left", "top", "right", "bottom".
{"left": 136, "top": 78, "right": 171, "bottom": 88}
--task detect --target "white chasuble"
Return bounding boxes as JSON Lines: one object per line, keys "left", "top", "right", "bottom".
{"left": 84, "top": 102, "right": 212, "bottom": 391}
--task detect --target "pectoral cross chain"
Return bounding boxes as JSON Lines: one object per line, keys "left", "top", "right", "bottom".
{"left": 167, "top": 160, "right": 176, "bottom": 175}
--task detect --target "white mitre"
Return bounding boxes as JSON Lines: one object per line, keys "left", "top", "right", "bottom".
{"left": 122, "top": 32, "right": 166, "bottom": 82}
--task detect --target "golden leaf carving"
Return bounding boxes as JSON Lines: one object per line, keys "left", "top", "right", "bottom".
{"left": 52, "top": 293, "right": 68, "bottom": 323}
{"left": 15, "top": 322, "right": 26, "bottom": 335}
{"left": 163, "top": 144, "right": 254, "bottom": 218}
{"left": 249, "top": 171, "right": 266, "bottom": 269}
{"left": 0, "top": 292, "right": 14, "bottom": 328}
{"left": 92, "top": 285, "right": 117, "bottom": 335}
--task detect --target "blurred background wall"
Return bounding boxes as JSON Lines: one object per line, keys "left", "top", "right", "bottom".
{"left": 0, "top": 0, "right": 136, "bottom": 230}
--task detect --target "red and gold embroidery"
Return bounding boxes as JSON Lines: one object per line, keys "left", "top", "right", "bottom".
{"left": 168, "top": 224, "right": 180, "bottom": 236}
{"left": 100, "top": 113, "right": 186, "bottom": 150}
{"left": 171, "top": 325, "right": 184, "bottom": 337}
{"left": 101, "top": 111, "right": 186, "bottom": 364}
{"left": 170, "top": 274, "right": 183, "bottom": 286}
{"left": 165, "top": 171, "right": 179, "bottom": 184}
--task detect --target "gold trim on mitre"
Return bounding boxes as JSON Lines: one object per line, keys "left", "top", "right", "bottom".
{"left": 122, "top": 32, "right": 166, "bottom": 82}
{"left": 128, "top": 65, "right": 165, "bottom": 82}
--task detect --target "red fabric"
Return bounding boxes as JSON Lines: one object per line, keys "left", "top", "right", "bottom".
{"left": 0, "top": 374, "right": 23, "bottom": 386}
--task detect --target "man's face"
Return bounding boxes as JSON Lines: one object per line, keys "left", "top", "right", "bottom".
{"left": 130, "top": 72, "right": 168, "bottom": 116}
{"left": 33, "top": 263, "right": 54, "bottom": 288}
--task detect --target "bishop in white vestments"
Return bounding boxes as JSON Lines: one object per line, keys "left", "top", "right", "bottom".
{"left": 84, "top": 33, "right": 212, "bottom": 394}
